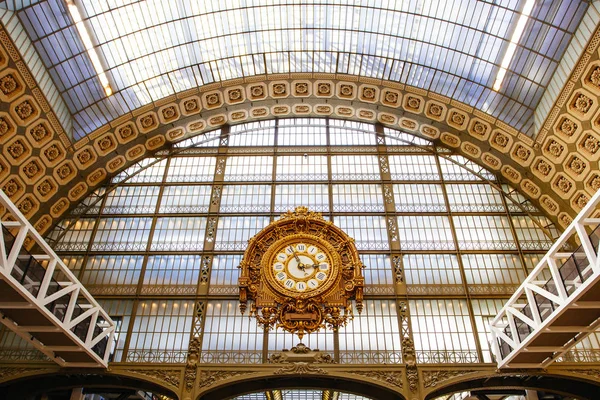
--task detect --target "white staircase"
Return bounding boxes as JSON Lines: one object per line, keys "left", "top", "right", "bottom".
{"left": 0, "top": 190, "right": 115, "bottom": 367}
{"left": 490, "top": 189, "right": 600, "bottom": 368}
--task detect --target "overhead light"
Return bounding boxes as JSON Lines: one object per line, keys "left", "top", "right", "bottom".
{"left": 66, "top": 0, "right": 112, "bottom": 96}
{"left": 493, "top": 0, "right": 536, "bottom": 92}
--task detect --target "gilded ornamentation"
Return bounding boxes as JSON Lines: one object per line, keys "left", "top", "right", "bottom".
{"left": 462, "top": 143, "right": 479, "bottom": 156}
{"left": 2, "top": 178, "right": 22, "bottom": 198}
{"left": 107, "top": 157, "right": 124, "bottom": 171}
{"left": 588, "top": 67, "right": 600, "bottom": 87}
{"left": 76, "top": 148, "right": 94, "bottom": 165}
{"left": 339, "top": 84, "right": 353, "bottom": 97}
{"left": 522, "top": 180, "right": 539, "bottom": 197}
{"left": 554, "top": 176, "right": 573, "bottom": 193}
{"left": 359, "top": 110, "right": 373, "bottom": 119}
{"left": 130, "top": 369, "right": 181, "bottom": 389}
{"left": 402, "top": 337, "right": 418, "bottom": 393}
{"left": 22, "top": 159, "right": 42, "bottom": 179}
{"left": 0, "top": 116, "right": 12, "bottom": 136}
{"left": 55, "top": 163, "right": 73, "bottom": 179}
{"left": 0, "top": 74, "right": 18, "bottom": 94}
{"left": 580, "top": 134, "right": 599, "bottom": 155}
{"left": 239, "top": 206, "right": 364, "bottom": 339}
{"left": 30, "top": 123, "right": 49, "bottom": 142}
{"left": 274, "top": 106, "right": 289, "bottom": 114}
{"left": 540, "top": 196, "right": 558, "bottom": 213}
{"left": 558, "top": 213, "right": 573, "bottom": 227}
{"left": 361, "top": 87, "right": 376, "bottom": 100}
{"left": 15, "top": 100, "right": 34, "bottom": 119}
{"left": 140, "top": 114, "right": 156, "bottom": 129}
{"left": 400, "top": 119, "right": 416, "bottom": 129}
{"left": 188, "top": 121, "right": 204, "bottom": 131}
{"left": 272, "top": 83, "right": 287, "bottom": 95}
{"left": 568, "top": 156, "right": 586, "bottom": 175}
{"left": 588, "top": 174, "right": 600, "bottom": 191}
{"left": 421, "top": 126, "right": 438, "bottom": 137}
{"left": 545, "top": 139, "right": 564, "bottom": 158}
{"left": 184, "top": 337, "right": 200, "bottom": 391}
{"left": 422, "top": 370, "right": 477, "bottom": 388}
{"left": 482, "top": 153, "right": 499, "bottom": 168}
{"left": 566, "top": 369, "right": 600, "bottom": 379}
{"left": 206, "top": 93, "right": 220, "bottom": 106}
{"left": 117, "top": 124, "right": 135, "bottom": 140}
{"left": 573, "top": 193, "right": 589, "bottom": 209}
{"left": 534, "top": 159, "right": 552, "bottom": 176}
{"left": 252, "top": 108, "right": 267, "bottom": 117}
{"left": 471, "top": 121, "right": 488, "bottom": 136}
{"left": 273, "top": 362, "right": 328, "bottom": 375}
{"left": 17, "top": 196, "right": 35, "bottom": 214}
{"left": 427, "top": 103, "right": 443, "bottom": 117}
{"left": 161, "top": 106, "right": 178, "bottom": 120}
{"left": 337, "top": 107, "right": 352, "bottom": 116}
{"left": 316, "top": 105, "right": 331, "bottom": 114}
{"left": 228, "top": 88, "right": 242, "bottom": 101}
{"left": 572, "top": 93, "right": 593, "bottom": 113}
{"left": 0, "top": 367, "right": 46, "bottom": 381}
{"left": 198, "top": 370, "right": 253, "bottom": 388}
{"left": 6, "top": 139, "right": 28, "bottom": 160}
{"left": 513, "top": 144, "right": 530, "bottom": 161}
{"left": 295, "top": 105, "right": 310, "bottom": 113}
{"left": 406, "top": 96, "right": 421, "bottom": 110}
{"left": 348, "top": 371, "right": 402, "bottom": 388}
{"left": 97, "top": 136, "right": 115, "bottom": 152}
{"left": 250, "top": 85, "right": 265, "bottom": 98}
{"left": 209, "top": 116, "right": 225, "bottom": 125}
{"left": 450, "top": 111, "right": 465, "bottom": 126}
{"left": 231, "top": 111, "right": 245, "bottom": 120}
{"left": 317, "top": 83, "right": 331, "bottom": 95}
{"left": 384, "top": 91, "right": 398, "bottom": 104}
{"left": 295, "top": 82, "right": 309, "bottom": 95}
{"left": 491, "top": 131, "right": 509, "bottom": 147}
{"left": 558, "top": 117, "right": 577, "bottom": 137}
{"left": 50, "top": 198, "right": 69, "bottom": 217}
{"left": 183, "top": 99, "right": 199, "bottom": 112}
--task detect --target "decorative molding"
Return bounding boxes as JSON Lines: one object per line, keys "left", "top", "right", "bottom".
{"left": 126, "top": 369, "right": 181, "bottom": 389}
{"left": 197, "top": 370, "right": 256, "bottom": 388}
{"left": 273, "top": 362, "right": 328, "bottom": 375}
{"left": 565, "top": 369, "right": 600, "bottom": 380}
{"left": 0, "top": 367, "right": 47, "bottom": 382}
{"left": 348, "top": 370, "right": 403, "bottom": 388}
{"left": 422, "top": 370, "right": 478, "bottom": 388}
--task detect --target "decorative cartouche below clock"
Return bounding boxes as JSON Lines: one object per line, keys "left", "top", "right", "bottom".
{"left": 238, "top": 206, "right": 364, "bottom": 339}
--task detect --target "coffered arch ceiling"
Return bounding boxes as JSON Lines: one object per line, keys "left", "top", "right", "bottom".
{"left": 0, "top": 1, "right": 598, "bottom": 236}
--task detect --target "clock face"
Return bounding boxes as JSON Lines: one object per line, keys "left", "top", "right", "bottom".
{"left": 268, "top": 237, "right": 336, "bottom": 296}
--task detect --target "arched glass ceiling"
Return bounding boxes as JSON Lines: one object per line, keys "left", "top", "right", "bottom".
{"left": 16, "top": 0, "right": 587, "bottom": 139}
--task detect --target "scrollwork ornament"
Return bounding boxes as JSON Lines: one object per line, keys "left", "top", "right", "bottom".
{"left": 349, "top": 370, "right": 403, "bottom": 388}
{"left": 130, "top": 369, "right": 181, "bottom": 389}
{"left": 184, "top": 337, "right": 200, "bottom": 392}
{"left": 273, "top": 362, "right": 328, "bottom": 375}
{"left": 422, "top": 370, "right": 477, "bottom": 388}
{"left": 198, "top": 370, "right": 255, "bottom": 388}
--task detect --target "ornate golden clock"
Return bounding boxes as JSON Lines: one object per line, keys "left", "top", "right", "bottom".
{"left": 238, "top": 206, "right": 364, "bottom": 339}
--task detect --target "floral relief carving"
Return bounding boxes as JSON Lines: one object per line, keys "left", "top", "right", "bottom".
{"left": 117, "top": 124, "right": 136, "bottom": 141}
{"left": 273, "top": 362, "right": 328, "bottom": 376}
{"left": 2, "top": 178, "right": 23, "bottom": 198}
{"left": 68, "top": 182, "right": 87, "bottom": 199}
{"left": 399, "top": 119, "right": 416, "bottom": 129}
{"left": 272, "top": 83, "right": 287, "bottom": 96}
{"left": 139, "top": 114, "right": 156, "bottom": 129}
{"left": 553, "top": 175, "right": 573, "bottom": 194}
{"left": 336, "top": 107, "right": 352, "bottom": 116}
{"left": 558, "top": 213, "right": 573, "bottom": 227}
{"left": 230, "top": 111, "right": 246, "bottom": 120}
{"left": 129, "top": 369, "right": 181, "bottom": 389}
{"left": 348, "top": 371, "right": 402, "bottom": 388}
{"left": 55, "top": 163, "right": 74, "bottom": 180}
{"left": 405, "top": 96, "right": 421, "bottom": 110}
{"left": 491, "top": 131, "right": 510, "bottom": 148}
{"left": 6, "top": 139, "right": 30, "bottom": 161}
{"left": 522, "top": 180, "right": 540, "bottom": 197}
{"left": 450, "top": 111, "right": 466, "bottom": 126}
{"left": 295, "top": 105, "right": 310, "bottom": 113}
{"left": 0, "top": 74, "right": 19, "bottom": 95}
{"left": 534, "top": 159, "right": 553, "bottom": 176}
{"left": 471, "top": 121, "right": 488, "bottom": 137}
{"left": 50, "top": 198, "right": 69, "bottom": 216}
{"left": 587, "top": 174, "right": 600, "bottom": 191}
{"left": 361, "top": 87, "right": 376, "bottom": 100}
{"left": 183, "top": 98, "right": 199, "bottom": 112}
{"left": 0, "top": 116, "right": 13, "bottom": 137}
{"left": 422, "top": 370, "right": 478, "bottom": 388}
{"left": 545, "top": 139, "right": 565, "bottom": 158}
{"left": 161, "top": 105, "right": 178, "bottom": 120}
{"left": 580, "top": 134, "right": 600, "bottom": 156}
{"left": 567, "top": 156, "right": 587, "bottom": 175}
{"left": 316, "top": 105, "right": 332, "bottom": 114}
{"left": 513, "top": 144, "right": 531, "bottom": 161}
{"left": 573, "top": 193, "right": 589, "bottom": 209}
{"left": 358, "top": 110, "right": 374, "bottom": 119}
{"left": 250, "top": 85, "right": 265, "bottom": 98}
{"left": 209, "top": 116, "right": 226, "bottom": 125}
{"left": 29, "top": 123, "right": 49, "bottom": 143}
{"left": 339, "top": 84, "right": 354, "bottom": 97}
{"left": 36, "top": 178, "right": 56, "bottom": 198}
{"left": 17, "top": 196, "right": 37, "bottom": 215}
{"left": 97, "top": 135, "right": 115, "bottom": 152}
{"left": 427, "top": 103, "right": 443, "bottom": 117}
{"left": 295, "top": 82, "right": 309, "bottom": 95}
{"left": 76, "top": 148, "right": 95, "bottom": 165}
{"left": 558, "top": 117, "right": 578, "bottom": 137}
{"left": 205, "top": 93, "right": 221, "bottom": 106}
{"left": 228, "top": 88, "right": 243, "bottom": 102}
{"left": 14, "top": 99, "right": 34, "bottom": 120}
{"left": 252, "top": 108, "right": 267, "bottom": 117}
{"left": 274, "top": 106, "right": 289, "bottom": 114}
{"left": 588, "top": 66, "right": 600, "bottom": 88}
{"left": 317, "top": 83, "right": 331, "bottom": 95}
{"left": 383, "top": 90, "right": 399, "bottom": 104}
{"left": 188, "top": 121, "right": 205, "bottom": 131}
{"left": 22, "top": 159, "right": 42, "bottom": 179}
{"left": 572, "top": 93, "right": 593, "bottom": 114}
{"left": 198, "top": 370, "right": 255, "bottom": 388}
{"left": 540, "top": 196, "right": 558, "bottom": 213}
{"left": 482, "top": 153, "right": 500, "bottom": 169}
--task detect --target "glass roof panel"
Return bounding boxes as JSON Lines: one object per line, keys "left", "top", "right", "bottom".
{"left": 14, "top": 0, "right": 589, "bottom": 139}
